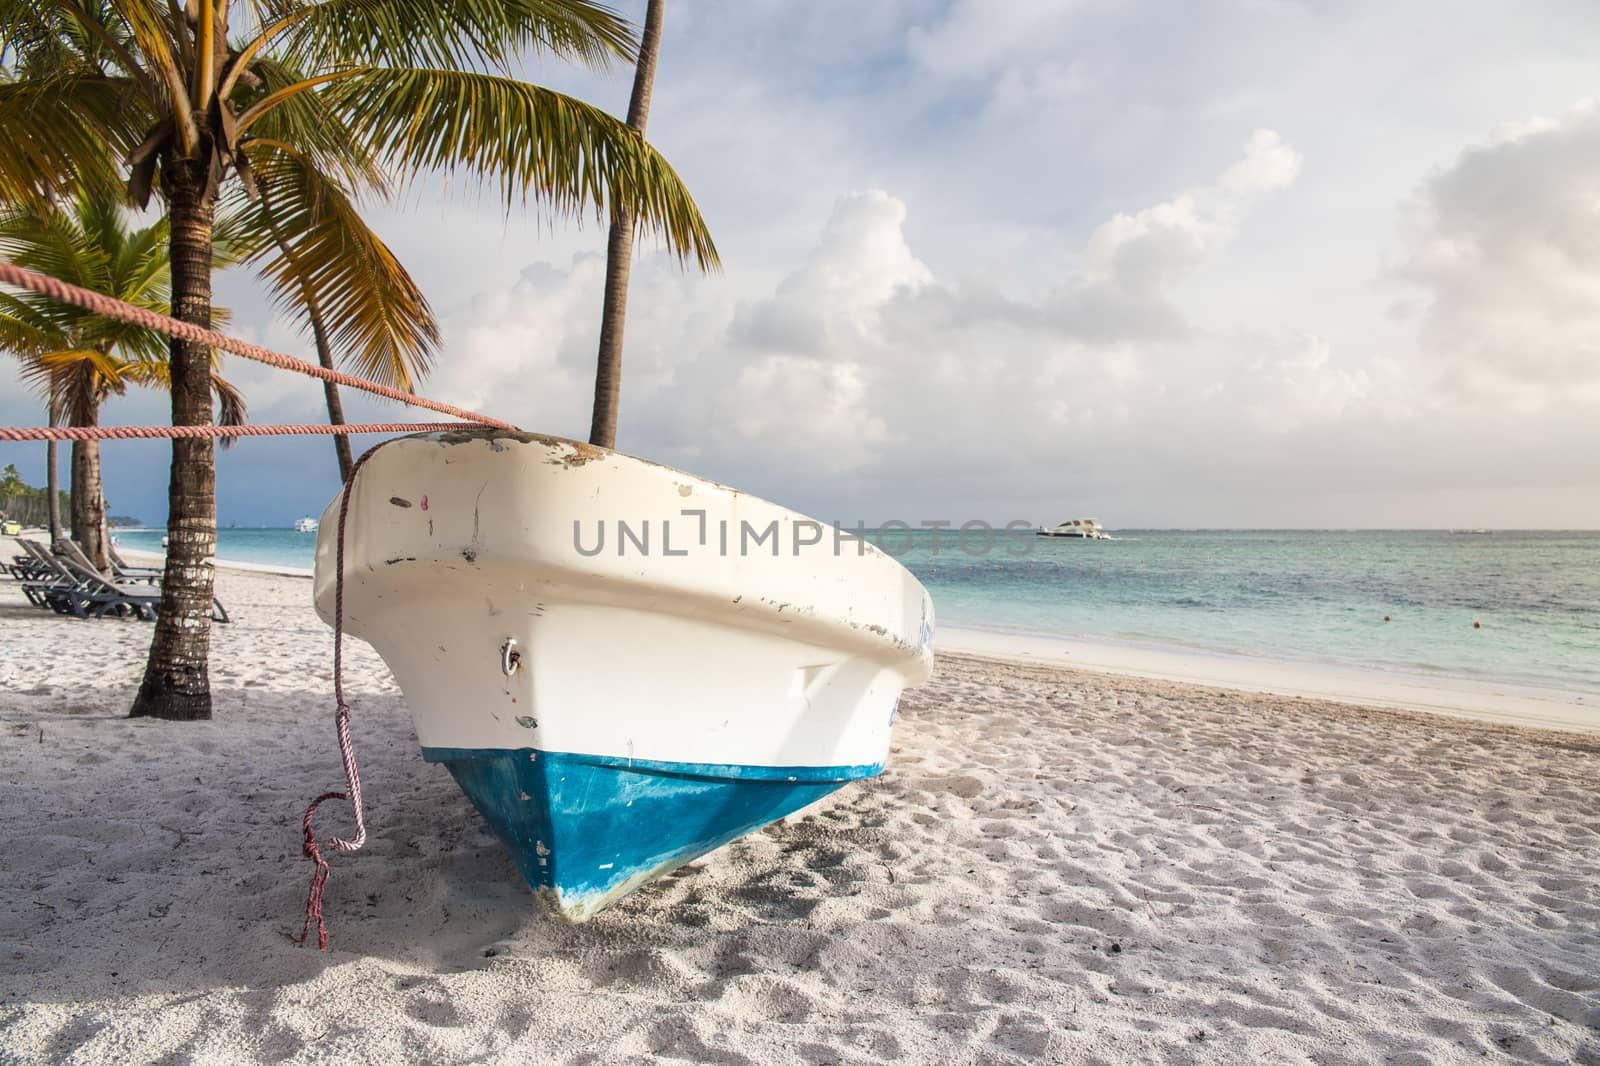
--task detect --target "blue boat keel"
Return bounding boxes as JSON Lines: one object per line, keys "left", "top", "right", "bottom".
{"left": 421, "top": 747, "right": 883, "bottom": 921}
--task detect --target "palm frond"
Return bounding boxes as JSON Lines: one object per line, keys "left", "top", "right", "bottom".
{"left": 46, "top": 0, "right": 164, "bottom": 103}
{"left": 0, "top": 73, "right": 140, "bottom": 205}
{"left": 233, "top": 55, "right": 387, "bottom": 193}
{"left": 267, "top": 0, "right": 634, "bottom": 78}
{"left": 324, "top": 68, "right": 719, "bottom": 269}
{"left": 221, "top": 140, "right": 439, "bottom": 390}
{"left": 100, "top": 0, "right": 193, "bottom": 146}
{"left": 31, "top": 345, "right": 131, "bottom": 388}
{"left": 22, "top": 346, "right": 128, "bottom": 423}
{"left": 108, "top": 207, "right": 172, "bottom": 306}
{"left": 208, "top": 366, "right": 248, "bottom": 431}
{"left": 0, "top": 194, "right": 193, "bottom": 420}
{"left": 0, "top": 199, "right": 113, "bottom": 293}
{"left": 0, "top": 193, "right": 174, "bottom": 350}
{"left": 0, "top": 290, "right": 65, "bottom": 357}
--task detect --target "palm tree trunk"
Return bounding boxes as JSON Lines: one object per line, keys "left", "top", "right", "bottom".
{"left": 308, "top": 296, "right": 354, "bottom": 481}
{"left": 588, "top": 0, "right": 665, "bottom": 450}
{"left": 45, "top": 400, "right": 62, "bottom": 548}
{"left": 69, "top": 402, "right": 109, "bottom": 575}
{"left": 131, "top": 160, "right": 218, "bottom": 721}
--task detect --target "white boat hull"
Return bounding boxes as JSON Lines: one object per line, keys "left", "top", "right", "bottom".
{"left": 312, "top": 430, "right": 934, "bottom": 919}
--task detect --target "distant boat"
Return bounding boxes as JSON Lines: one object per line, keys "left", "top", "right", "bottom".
{"left": 293, "top": 516, "right": 319, "bottom": 533}
{"left": 1037, "top": 517, "right": 1111, "bottom": 540}
{"left": 1451, "top": 529, "right": 1493, "bottom": 535}
{"left": 312, "top": 430, "right": 935, "bottom": 921}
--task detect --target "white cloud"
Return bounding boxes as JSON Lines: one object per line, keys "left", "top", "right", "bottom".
{"left": 1214, "top": 333, "right": 1373, "bottom": 434}
{"left": 1051, "top": 130, "right": 1304, "bottom": 339}
{"left": 1397, "top": 103, "right": 1600, "bottom": 410}
{"left": 732, "top": 191, "right": 933, "bottom": 358}
{"left": 906, "top": 0, "right": 1087, "bottom": 81}
{"left": 1219, "top": 129, "right": 1303, "bottom": 194}
{"left": 729, "top": 357, "right": 888, "bottom": 473}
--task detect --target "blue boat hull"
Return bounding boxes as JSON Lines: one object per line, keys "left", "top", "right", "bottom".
{"left": 422, "top": 746, "right": 883, "bottom": 920}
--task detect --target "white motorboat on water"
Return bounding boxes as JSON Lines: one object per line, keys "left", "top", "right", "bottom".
{"left": 1037, "top": 517, "right": 1111, "bottom": 539}
{"left": 294, "top": 516, "right": 319, "bottom": 533}
{"left": 311, "top": 429, "right": 935, "bottom": 921}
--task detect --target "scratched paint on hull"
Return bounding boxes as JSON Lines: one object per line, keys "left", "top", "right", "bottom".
{"left": 422, "top": 746, "right": 884, "bottom": 920}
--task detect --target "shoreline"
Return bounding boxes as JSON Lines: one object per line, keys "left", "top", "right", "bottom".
{"left": 938, "top": 624, "right": 1597, "bottom": 736}
{"left": 116, "top": 545, "right": 313, "bottom": 579}
{"left": 115, "top": 545, "right": 1598, "bottom": 734}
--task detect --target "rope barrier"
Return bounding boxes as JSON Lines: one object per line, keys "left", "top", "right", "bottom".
{"left": 0, "top": 422, "right": 482, "bottom": 442}
{"left": 0, "top": 259, "right": 517, "bottom": 431}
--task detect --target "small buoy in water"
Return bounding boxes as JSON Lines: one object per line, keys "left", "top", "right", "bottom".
{"left": 1473, "top": 620, "right": 1481, "bottom": 629}
{"left": 1383, "top": 614, "right": 1391, "bottom": 622}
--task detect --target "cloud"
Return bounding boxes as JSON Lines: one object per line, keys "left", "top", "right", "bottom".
{"left": 731, "top": 191, "right": 933, "bottom": 358}
{"left": 1397, "top": 103, "right": 1600, "bottom": 410}
{"left": 1219, "top": 129, "right": 1303, "bottom": 194}
{"left": 906, "top": 0, "right": 1087, "bottom": 82}
{"left": 1205, "top": 333, "right": 1373, "bottom": 434}
{"left": 1046, "top": 129, "right": 1303, "bottom": 341}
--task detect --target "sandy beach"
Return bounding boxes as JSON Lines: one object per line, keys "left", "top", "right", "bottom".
{"left": 2, "top": 566, "right": 1598, "bottom": 1064}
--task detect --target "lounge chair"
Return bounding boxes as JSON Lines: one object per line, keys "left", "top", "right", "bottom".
{"left": 42, "top": 553, "right": 161, "bottom": 620}
{"left": 6, "top": 537, "right": 54, "bottom": 581}
{"left": 58, "top": 540, "right": 129, "bottom": 584}
{"left": 17, "top": 541, "right": 96, "bottom": 611}
{"left": 108, "top": 543, "right": 161, "bottom": 583}
{"left": 57, "top": 545, "right": 229, "bottom": 623}
{"left": 27, "top": 544, "right": 230, "bottom": 623}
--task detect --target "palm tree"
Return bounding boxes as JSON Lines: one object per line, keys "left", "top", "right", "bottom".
{"left": 0, "top": 0, "right": 717, "bottom": 720}
{"left": 589, "top": 0, "right": 664, "bottom": 449}
{"left": 0, "top": 194, "right": 247, "bottom": 572}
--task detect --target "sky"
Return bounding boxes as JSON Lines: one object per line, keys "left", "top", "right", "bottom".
{"left": 3, "top": 0, "right": 1600, "bottom": 529}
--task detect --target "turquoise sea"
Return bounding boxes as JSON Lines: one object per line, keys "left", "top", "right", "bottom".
{"left": 902, "top": 529, "right": 1600, "bottom": 699}
{"left": 116, "top": 527, "right": 320, "bottom": 571}
{"left": 114, "top": 527, "right": 1600, "bottom": 698}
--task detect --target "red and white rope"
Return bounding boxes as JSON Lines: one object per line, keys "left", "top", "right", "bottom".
{"left": 0, "top": 259, "right": 516, "bottom": 430}
{"left": 298, "top": 443, "right": 387, "bottom": 950}
{"left": 0, "top": 422, "right": 478, "bottom": 441}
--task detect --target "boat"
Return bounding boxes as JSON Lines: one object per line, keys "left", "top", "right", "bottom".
{"left": 1036, "top": 517, "right": 1111, "bottom": 539}
{"left": 294, "top": 516, "right": 319, "bottom": 533}
{"left": 311, "top": 429, "right": 935, "bottom": 921}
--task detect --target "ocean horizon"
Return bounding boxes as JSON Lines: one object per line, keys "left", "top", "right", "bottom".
{"left": 112, "top": 526, "right": 1600, "bottom": 702}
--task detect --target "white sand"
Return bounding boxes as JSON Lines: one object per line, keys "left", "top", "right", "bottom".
{"left": 2, "top": 568, "right": 1598, "bottom": 1064}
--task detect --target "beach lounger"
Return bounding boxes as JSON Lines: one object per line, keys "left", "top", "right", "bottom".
{"left": 58, "top": 540, "right": 126, "bottom": 583}
{"left": 43, "top": 553, "right": 160, "bottom": 620}
{"left": 52, "top": 550, "right": 230, "bottom": 623}
{"left": 70, "top": 540, "right": 163, "bottom": 586}
{"left": 108, "top": 544, "right": 161, "bottom": 583}
{"left": 6, "top": 538, "right": 54, "bottom": 581}
{"left": 17, "top": 541, "right": 96, "bottom": 611}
